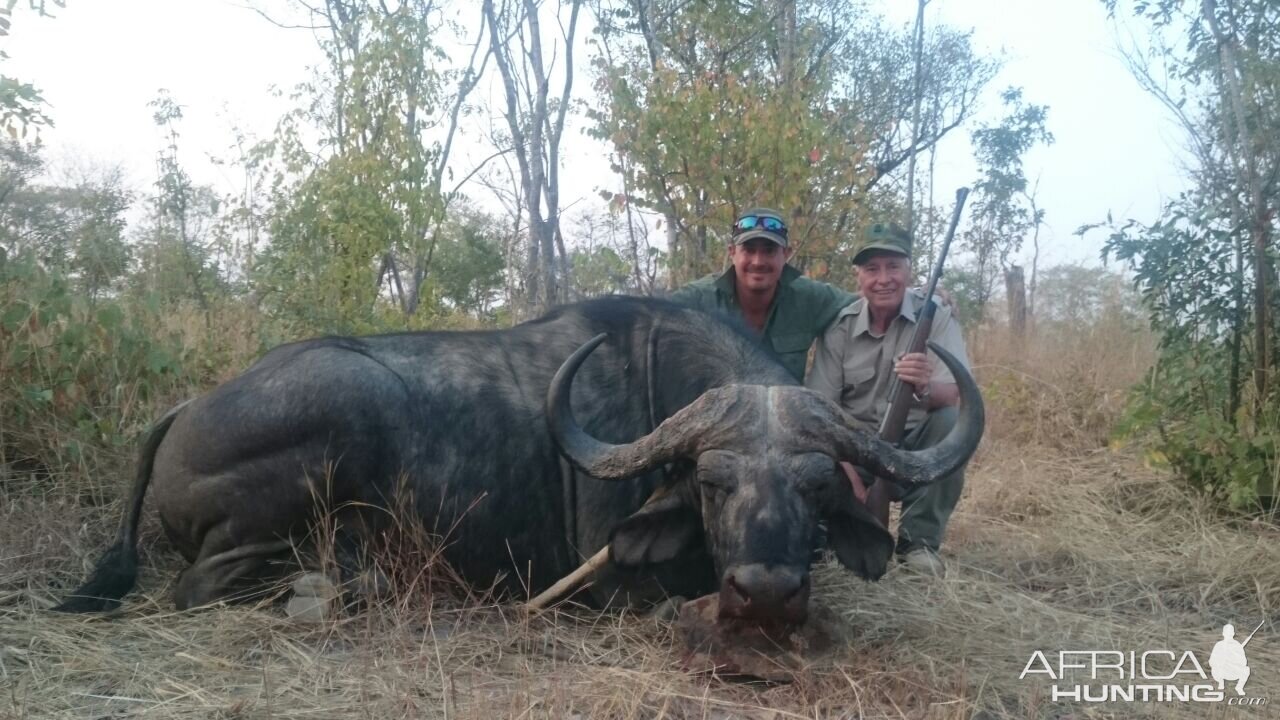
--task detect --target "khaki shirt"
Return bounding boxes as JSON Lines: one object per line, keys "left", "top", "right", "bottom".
{"left": 806, "top": 289, "right": 970, "bottom": 430}
{"left": 669, "top": 265, "right": 856, "bottom": 382}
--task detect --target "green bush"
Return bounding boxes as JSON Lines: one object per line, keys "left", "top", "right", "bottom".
{"left": 0, "top": 251, "right": 200, "bottom": 493}
{"left": 1113, "top": 343, "right": 1278, "bottom": 510}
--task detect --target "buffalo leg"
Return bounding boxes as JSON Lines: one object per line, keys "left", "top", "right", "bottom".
{"left": 173, "top": 534, "right": 293, "bottom": 610}
{"left": 330, "top": 519, "right": 391, "bottom": 605}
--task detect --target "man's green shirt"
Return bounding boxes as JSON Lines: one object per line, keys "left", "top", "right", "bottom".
{"left": 668, "top": 265, "right": 856, "bottom": 382}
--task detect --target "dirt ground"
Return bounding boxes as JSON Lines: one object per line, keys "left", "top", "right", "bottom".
{"left": 3, "top": 435, "right": 1278, "bottom": 719}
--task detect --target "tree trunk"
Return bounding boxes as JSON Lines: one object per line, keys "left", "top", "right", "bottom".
{"left": 484, "top": 0, "right": 581, "bottom": 315}
{"left": 778, "top": 0, "right": 796, "bottom": 84}
{"left": 665, "top": 213, "right": 680, "bottom": 290}
{"left": 620, "top": 165, "right": 645, "bottom": 293}
{"left": 1229, "top": 220, "right": 1245, "bottom": 426}
{"left": 1026, "top": 181, "right": 1043, "bottom": 332}
{"left": 1005, "top": 264, "right": 1026, "bottom": 346}
{"left": 1203, "top": 0, "right": 1271, "bottom": 412}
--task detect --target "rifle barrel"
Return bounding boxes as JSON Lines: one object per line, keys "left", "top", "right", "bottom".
{"left": 876, "top": 187, "right": 970, "bottom": 439}
{"left": 921, "top": 187, "right": 969, "bottom": 306}
{"left": 1242, "top": 619, "right": 1265, "bottom": 647}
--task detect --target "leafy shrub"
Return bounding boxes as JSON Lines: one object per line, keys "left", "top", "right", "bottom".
{"left": 1, "top": 251, "right": 220, "bottom": 494}
{"left": 1092, "top": 198, "right": 1279, "bottom": 511}
{"left": 1113, "top": 343, "right": 1278, "bottom": 510}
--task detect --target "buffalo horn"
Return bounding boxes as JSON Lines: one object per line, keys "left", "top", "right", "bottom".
{"left": 822, "top": 342, "right": 984, "bottom": 487}
{"left": 547, "top": 334, "right": 712, "bottom": 480}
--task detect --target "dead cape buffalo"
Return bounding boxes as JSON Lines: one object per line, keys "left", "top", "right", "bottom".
{"left": 56, "top": 296, "right": 983, "bottom": 623}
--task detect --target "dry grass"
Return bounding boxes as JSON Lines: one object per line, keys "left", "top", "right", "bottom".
{"left": 5, "top": 441, "right": 1279, "bottom": 718}
{"left": 5, "top": 319, "right": 1278, "bottom": 719}
{"left": 968, "top": 319, "right": 1157, "bottom": 451}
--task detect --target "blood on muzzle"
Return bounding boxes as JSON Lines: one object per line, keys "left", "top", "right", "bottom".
{"left": 718, "top": 563, "right": 811, "bottom": 625}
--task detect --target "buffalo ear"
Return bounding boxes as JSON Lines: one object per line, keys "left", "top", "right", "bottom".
{"left": 825, "top": 491, "right": 894, "bottom": 580}
{"left": 609, "top": 493, "right": 702, "bottom": 567}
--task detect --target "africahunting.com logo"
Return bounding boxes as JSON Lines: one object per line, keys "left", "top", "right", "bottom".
{"left": 1020, "top": 621, "right": 1268, "bottom": 706}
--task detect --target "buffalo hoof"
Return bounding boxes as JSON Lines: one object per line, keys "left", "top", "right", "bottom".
{"left": 286, "top": 572, "right": 339, "bottom": 623}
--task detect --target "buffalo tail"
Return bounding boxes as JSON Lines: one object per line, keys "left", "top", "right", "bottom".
{"left": 52, "top": 400, "right": 189, "bottom": 613}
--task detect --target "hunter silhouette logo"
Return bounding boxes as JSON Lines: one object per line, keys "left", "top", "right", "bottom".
{"left": 1210, "top": 621, "right": 1262, "bottom": 696}
{"left": 1020, "top": 619, "right": 1269, "bottom": 706}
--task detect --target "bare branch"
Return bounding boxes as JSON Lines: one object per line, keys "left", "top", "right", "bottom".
{"left": 433, "top": 6, "right": 494, "bottom": 195}
{"left": 235, "top": 3, "right": 327, "bottom": 30}
{"left": 450, "top": 146, "right": 516, "bottom": 196}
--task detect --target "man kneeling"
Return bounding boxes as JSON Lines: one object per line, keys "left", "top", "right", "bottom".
{"left": 806, "top": 223, "right": 971, "bottom": 577}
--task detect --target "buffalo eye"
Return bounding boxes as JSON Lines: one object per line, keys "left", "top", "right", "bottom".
{"left": 696, "top": 452, "right": 737, "bottom": 496}
{"left": 792, "top": 474, "right": 826, "bottom": 502}
{"left": 790, "top": 455, "right": 836, "bottom": 499}
{"left": 698, "top": 471, "right": 735, "bottom": 497}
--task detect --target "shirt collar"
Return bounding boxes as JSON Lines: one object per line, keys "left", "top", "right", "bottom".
{"left": 851, "top": 289, "right": 919, "bottom": 337}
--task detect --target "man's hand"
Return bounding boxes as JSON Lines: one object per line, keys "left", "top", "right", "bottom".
{"left": 893, "top": 352, "right": 933, "bottom": 394}
{"left": 933, "top": 283, "right": 954, "bottom": 308}
{"left": 934, "top": 284, "right": 961, "bottom": 323}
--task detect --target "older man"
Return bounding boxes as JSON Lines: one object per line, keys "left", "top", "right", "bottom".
{"left": 669, "top": 207, "right": 856, "bottom": 382}
{"left": 806, "top": 223, "right": 971, "bottom": 576}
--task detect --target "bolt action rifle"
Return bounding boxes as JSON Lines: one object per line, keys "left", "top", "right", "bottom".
{"left": 864, "top": 187, "right": 969, "bottom": 527}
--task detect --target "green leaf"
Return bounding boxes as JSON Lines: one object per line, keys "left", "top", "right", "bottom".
{"left": 22, "top": 385, "right": 52, "bottom": 404}
{"left": 5, "top": 341, "right": 30, "bottom": 366}
{"left": 146, "top": 348, "right": 172, "bottom": 375}
{"left": 2, "top": 303, "right": 28, "bottom": 332}
{"left": 96, "top": 305, "right": 124, "bottom": 330}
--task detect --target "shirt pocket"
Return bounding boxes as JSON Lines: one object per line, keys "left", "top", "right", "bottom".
{"left": 770, "top": 332, "right": 813, "bottom": 362}
{"left": 841, "top": 365, "right": 877, "bottom": 409}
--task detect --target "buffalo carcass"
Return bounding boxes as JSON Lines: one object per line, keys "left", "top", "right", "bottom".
{"left": 56, "top": 297, "right": 983, "bottom": 623}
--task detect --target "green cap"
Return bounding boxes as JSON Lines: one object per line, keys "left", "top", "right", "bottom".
{"left": 853, "top": 222, "right": 912, "bottom": 265}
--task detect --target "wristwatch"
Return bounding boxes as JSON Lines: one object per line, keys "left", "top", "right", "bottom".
{"left": 912, "top": 384, "right": 931, "bottom": 406}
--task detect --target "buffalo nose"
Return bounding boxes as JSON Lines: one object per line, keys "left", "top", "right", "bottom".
{"left": 718, "top": 564, "right": 810, "bottom": 625}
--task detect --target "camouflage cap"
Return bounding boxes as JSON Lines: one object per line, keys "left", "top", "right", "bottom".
{"left": 853, "top": 222, "right": 912, "bottom": 265}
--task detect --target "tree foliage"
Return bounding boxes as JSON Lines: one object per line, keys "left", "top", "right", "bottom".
{"left": 963, "top": 87, "right": 1052, "bottom": 320}
{"left": 0, "top": 1, "right": 62, "bottom": 138}
{"left": 591, "top": 0, "right": 998, "bottom": 286}
{"left": 426, "top": 202, "right": 507, "bottom": 319}
{"left": 0, "top": 141, "right": 133, "bottom": 299}
{"left": 251, "top": 0, "right": 487, "bottom": 332}
{"left": 1033, "top": 263, "right": 1144, "bottom": 330}
{"left": 1097, "top": 0, "right": 1280, "bottom": 508}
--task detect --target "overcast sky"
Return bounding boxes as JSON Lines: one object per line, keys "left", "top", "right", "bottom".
{"left": 5, "top": 0, "right": 1190, "bottom": 269}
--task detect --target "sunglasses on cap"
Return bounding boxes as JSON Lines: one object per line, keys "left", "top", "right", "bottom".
{"left": 732, "top": 214, "right": 788, "bottom": 237}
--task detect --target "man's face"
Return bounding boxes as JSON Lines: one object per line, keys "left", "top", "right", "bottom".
{"left": 855, "top": 252, "right": 911, "bottom": 317}
{"left": 728, "top": 239, "right": 792, "bottom": 296}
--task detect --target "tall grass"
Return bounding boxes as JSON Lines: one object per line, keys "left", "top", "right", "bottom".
{"left": 969, "top": 314, "right": 1157, "bottom": 453}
